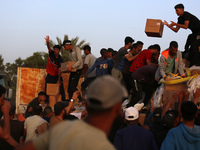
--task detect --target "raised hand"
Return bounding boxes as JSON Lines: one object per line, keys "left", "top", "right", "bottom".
{"left": 44, "top": 36, "right": 49, "bottom": 43}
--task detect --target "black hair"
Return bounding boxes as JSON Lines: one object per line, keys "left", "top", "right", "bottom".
{"left": 174, "top": 4, "right": 184, "bottom": 9}
{"left": 53, "top": 45, "right": 61, "bottom": 50}
{"left": 170, "top": 41, "right": 178, "bottom": 48}
{"left": 130, "top": 43, "right": 139, "bottom": 50}
{"left": 136, "top": 41, "right": 144, "bottom": 45}
{"left": 108, "top": 48, "right": 114, "bottom": 53}
{"left": 54, "top": 101, "right": 66, "bottom": 116}
{"left": 151, "top": 44, "right": 161, "bottom": 52}
{"left": 83, "top": 45, "right": 91, "bottom": 52}
{"left": 125, "top": 36, "right": 134, "bottom": 45}
{"left": 112, "top": 50, "right": 118, "bottom": 57}
{"left": 100, "top": 48, "right": 108, "bottom": 56}
{"left": 181, "top": 101, "right": 197, "bottom": 121}
{"left": 33, "top": 106, "right": 43, "bottom": 115}
{"left": 0, "top": 85, "right": 6, "bottom": 97}
{"left": 148, "top": 45, "right": 153, "bottom": 49}
{"left": 38, "top": 91, "right": 46, "bottom": 97}
{"left": 43, "top": 106, "right": 53, "bottom": 116}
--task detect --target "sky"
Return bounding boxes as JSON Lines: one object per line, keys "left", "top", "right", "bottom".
{"left": 0, "top": 0, "right": 199, "bottom": 64}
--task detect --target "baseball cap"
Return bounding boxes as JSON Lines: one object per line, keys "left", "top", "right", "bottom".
{"left": 162, "top": 112, "right": 175, "bottom": 129}
{"left": 87, "top": 75, "right": 128, "bottom": 110}
{"left": 62, "top": 40, "right": 71, "bottom": 46}
{"left": 125, "top": 107, "right": 139, "bottom": 121}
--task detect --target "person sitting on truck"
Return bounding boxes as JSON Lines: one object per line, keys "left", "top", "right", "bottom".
{"left": 25, "top": 91, "right": 46, "bottom": 118}
{"left": 155, "top": 41, "right": 185, "bottom": 81}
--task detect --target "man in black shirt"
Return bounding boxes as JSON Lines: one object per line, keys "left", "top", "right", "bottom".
{"left": 164, "top": 4, "right": 200, "bottom": 66}
{"left": 25, "top": 91, "right": 46, "bottom": 118}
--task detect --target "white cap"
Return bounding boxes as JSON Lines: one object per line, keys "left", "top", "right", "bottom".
{"left": 134, "top": 103, "right": 144, "bottom": 111}
{"left": 125, "top": 107, "right": 139, "bottom": 121}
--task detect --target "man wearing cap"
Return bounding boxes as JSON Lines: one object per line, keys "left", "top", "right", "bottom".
{"left": 16, "top": 76, "right": 128, "bottom": 150}
{"left": 114, "top": 107, "right": 158, "bottom": 150}
{"left": 161, "top": 101, "right": 200, "bottom": 150}
{"left": 62, "top": 40, "right": 83, "bottom": 102}
{"left": 164, "top": 4, "right": 200, "bottom": 66}
{"left": 44, "top": 36, "right": 66, "bottom": 101}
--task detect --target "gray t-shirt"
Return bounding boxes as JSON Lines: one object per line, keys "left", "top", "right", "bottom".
{"left": 84, "top": 54, "right": 96, "bottom": 78}
{"left": 113, "top": 47, "right": 128, "bottom": 69}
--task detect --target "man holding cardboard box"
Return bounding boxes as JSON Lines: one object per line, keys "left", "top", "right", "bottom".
{"left": 164, "top": 4, "right": 200, "bottom": 66}
{"left": 62, "top": 40, "right": 83, "bottom": 102}
{"left": 44, "top": 36, "right": 66, "bottom": 102}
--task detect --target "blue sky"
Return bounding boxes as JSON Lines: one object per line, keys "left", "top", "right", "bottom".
{"left": 0, "top": 0, "right": 199, "bottom": 64}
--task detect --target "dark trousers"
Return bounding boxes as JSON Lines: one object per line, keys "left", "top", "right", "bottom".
{"left": 122, "top": 73, "right": 132, "bottom": 94}
{"left": 45, "top": 74, "right": 66, "bottom": 101}
{"left": 68, "top": 69, "right": 83, "bottom": 101}
{"left": 81, "top": 77, "right": 96, "bottom": 91}
{"left": 126, "top": 79, "right": 154, "bottom": 108}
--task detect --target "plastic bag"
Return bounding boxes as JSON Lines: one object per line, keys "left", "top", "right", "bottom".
{"left": 187, "top": 75, "right": 200, "bottom": 100}
{"left": 153, "top": 83, "right": 164, "bottom": 108}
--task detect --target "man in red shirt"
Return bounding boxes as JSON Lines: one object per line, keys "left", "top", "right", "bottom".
{"left": 129, "top": 44, "right": 160, "bottom": 73}
{"left": 44, "top": 36, "right": 65, "bottom": 101}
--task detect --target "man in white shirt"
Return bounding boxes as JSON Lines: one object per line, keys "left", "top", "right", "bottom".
{"left": 24, "top": 106, "right": 47, "bottom": 142}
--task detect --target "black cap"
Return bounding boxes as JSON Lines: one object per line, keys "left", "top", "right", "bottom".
{"left": 162, "top": 112, "right": 175, "bottom": 129}
{"left": 62, "top": 40, "right": 71, "bottom": 46}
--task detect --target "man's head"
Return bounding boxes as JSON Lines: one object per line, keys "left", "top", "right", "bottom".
{"left": 181, "top": 101, "right": 197, "bottom": 121}
{"left": 136, "top": 41, "right": 144, "bottom": 51}
{"left": 33, "top": 106, "right": 43, "bottom": 116}
{"left": 169, "top": 41, "right": 178, "bottom": 57}
{"left": 100, "top": 48, "right": 108, "bottom": 59}
{"left": 162, "top": 110, "right": 180, "bottom": 129}
{"left": 112, "top": 50, "right": 118, "bottom": 60}
{"left": 130, "top": 43, "right": 140, "bottom": 55}
{"left": 150, "top": 44, "right": 161, "bottom": 55}
{"left": 0, "top": 85, "right": 6, "bottom": 106}
{"left": 86, "top": 75, "right": 128, "bottom": 115}
{"left": 53, "top": 45, "right": 61, "bottom": 56}
{"left": 43, "top": 106, "right": 54, "bottom": 118}
{"left": 83, "top": 45, "right": 91, "bottom": 55}
{"left": 62, "top": 40, "right": 73, "bottom": 50}
{"left": 107, "top": 48, "right": 114, "bottom": 58}
{"left": 124, "top": 36, "right": 134, "bottom": 49}
{"left": 54, "top": 101, "right": 69, "bottom": 117}
{"left": 153, "top": 107, "right": 162, "bottom": 123}
{"left": 125, "top": 107, "right": 139, "bottom": 125}
{"left": 174, "top": 4, "right": 184, "bottom": 16}
{"left": 38, "top": 91, "right": 46, "bottom": 102}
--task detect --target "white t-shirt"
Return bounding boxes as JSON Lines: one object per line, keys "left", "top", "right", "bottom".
{"left": 24, "top": 115, "right": 47, "bottom": 142}
{"left": 84, "top": 53, "right": 96, "bottom": 78}
{"left": 33, "top": 120, "right": 115, "bottom": 150}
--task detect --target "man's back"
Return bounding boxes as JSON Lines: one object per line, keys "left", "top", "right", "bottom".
{"left": 114, "top": 123, "right": 158, "bottom": 150}
{"left": 161, "top": 123, "right": 200, "bottom": 150}
{"left": 33, "top": 120, "right": 115, "bottom": 150}
{"left": 24, "top": 115, "right": 47, "bottom": 142}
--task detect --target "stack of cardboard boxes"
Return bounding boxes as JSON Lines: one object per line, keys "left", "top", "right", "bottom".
{"left": 46, "top": 83, "right": 61, "bottom": 107}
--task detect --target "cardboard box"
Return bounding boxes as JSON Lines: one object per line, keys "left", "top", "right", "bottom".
{"left": 162, "top": 78, "right": 187, "bottom": 109}
{"left": 61, "top": 61, "right": 76, "bottom": 73}
{"left": 139, "top": 113, "right": 146, "bottom": 126}
{"left": 49, "top": 95, "right": 62, "bottom": 107}
{"left": 46, "top": 84, "right": 60, "bottom": 96}
{"left": 145, "top": 19, "right": 164, "bottom": 37}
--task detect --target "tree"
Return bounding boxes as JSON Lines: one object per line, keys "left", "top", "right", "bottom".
{"left": 23, "top": 52, "right": 48, "bottom": 69}
{"left": 48, "top": 35, "right": 90, "bottom": 61}
{"left": 0, "top": 55, "right": 5, "bottom": 71}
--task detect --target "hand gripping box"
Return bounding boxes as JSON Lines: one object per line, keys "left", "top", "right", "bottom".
{"left": 145, "top": 19, "right": 164, "bottom": 37}
{"left": 60, "top": 61, "right": 77, "bottom": 73}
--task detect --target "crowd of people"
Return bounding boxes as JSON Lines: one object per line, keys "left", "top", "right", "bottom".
{"left": 0, "top": 3, "right": 200, "bottom": 150}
